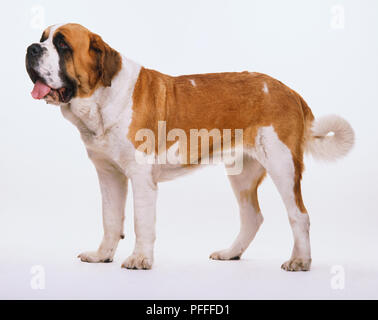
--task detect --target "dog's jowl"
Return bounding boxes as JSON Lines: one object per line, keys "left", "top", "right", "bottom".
{"left": 26, "top": 23, "right": 355, "bottom": 271}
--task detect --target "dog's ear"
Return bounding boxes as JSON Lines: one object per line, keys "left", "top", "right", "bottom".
{"left": 90, "top": 33, "right": 121, "bottom": 87}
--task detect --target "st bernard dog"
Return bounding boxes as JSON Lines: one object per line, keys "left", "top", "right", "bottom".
{"left": 26, "top": 23, "right": 354, "bottom": 271}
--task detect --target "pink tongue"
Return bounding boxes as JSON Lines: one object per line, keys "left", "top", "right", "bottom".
{"left": 31, "top": 80, "right": 51, "bottom": 99}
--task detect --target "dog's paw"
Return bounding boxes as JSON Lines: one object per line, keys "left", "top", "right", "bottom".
{"left": 210, "top": 249, "right": 240, "bottom": 261}
{"left": 78, "top": 251, "right": 113, "bottom": 263}
{"left": 281, "top": 258, "right": 311, "bottom": 271}
{"left": 121, "top": 253, "right": 153, "bottom": 270}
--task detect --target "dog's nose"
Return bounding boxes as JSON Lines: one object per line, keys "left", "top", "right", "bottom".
{"left": 27, "top": 43, "right": 42, "bottom": 58}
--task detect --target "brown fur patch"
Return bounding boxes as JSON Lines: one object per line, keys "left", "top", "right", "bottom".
{"left": 53, "top": 24, "right": 121, "bottom": 97}
{"left": 40, "top": 27, "right": 51, "bottom": 42}
{"left": 129, "top": 69, "right": 314, "bottom": 213}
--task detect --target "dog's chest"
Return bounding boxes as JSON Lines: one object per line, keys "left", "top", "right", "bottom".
{"left": 61, "top": 101, "right": 135, "bottom": 169}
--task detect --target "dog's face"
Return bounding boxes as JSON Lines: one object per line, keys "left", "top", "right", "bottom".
{"left": 26, "top": 23, "right": 121, "bottom": 105}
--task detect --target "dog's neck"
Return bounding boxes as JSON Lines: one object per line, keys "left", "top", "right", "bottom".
{"left": 60, "top": 56, "right": 141, "bottom": 138}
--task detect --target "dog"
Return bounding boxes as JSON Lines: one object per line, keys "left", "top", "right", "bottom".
{"left": 26, "top": 23, "right": 354, "bottom": 271}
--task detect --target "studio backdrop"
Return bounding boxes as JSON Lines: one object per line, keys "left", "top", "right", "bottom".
{"left": 0, "top": 0, "right": 377, "bottom": 299}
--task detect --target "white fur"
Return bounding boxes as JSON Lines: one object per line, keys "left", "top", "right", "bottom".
{"left": 190, "top": 79, "right": 196, "bottom": 87}
{"left": 306, "top": 114, "right": 355, "bottom": 161}
{"left": 262, "top": 82, "right": 269, "bottom": 93}
{"left": 63, "top": 56, "right": 158, "bottom": 269}
{"left": 210, "top": 126, "right": 311, "bottom": 270}
{"left": 247, "top": 126, "right": 311, "bottom": 270}
{"left": 37, "top": 24, "right": 64, "bottom": 89}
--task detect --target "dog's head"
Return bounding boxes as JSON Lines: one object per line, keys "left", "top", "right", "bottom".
{"left": 26, "top": 23, "right": 121, "bottom": 105}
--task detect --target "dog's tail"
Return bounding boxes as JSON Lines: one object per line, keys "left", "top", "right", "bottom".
{"left": 298, "top": 96, "right": 355, "bottom": 161}
{"left": 305, "top": 114, "right": 355, "bottom": 161}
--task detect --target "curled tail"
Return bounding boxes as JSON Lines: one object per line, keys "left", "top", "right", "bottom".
{"left": 306, "top": 114, "right": 355, "bottom": 161}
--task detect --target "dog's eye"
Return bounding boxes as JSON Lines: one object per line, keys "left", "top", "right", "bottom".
{"left": 57, "top": 39, "right": 68, "bottom": 49}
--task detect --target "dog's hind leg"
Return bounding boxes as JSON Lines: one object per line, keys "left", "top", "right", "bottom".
{"left": 253, "top": 126, "right": 311, "bottom": 271}
{"left": 210, "top": 156, "right": 266, "bottom": 260}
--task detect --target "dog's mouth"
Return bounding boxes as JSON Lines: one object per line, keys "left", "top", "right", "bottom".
{"left": 31, "top": 79, "right": 73, "bottom": 104}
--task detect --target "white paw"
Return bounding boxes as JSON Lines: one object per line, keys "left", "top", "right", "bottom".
{"left": 210, "top": 249, "right": 240, "bottom": 261}
{"left": 78, "top": 251, "right": 113, "bottom": 263}
{"left": 281, "top": 258, "right": 311, "bottom": 271}
{"left": 121, "top": 253, "right": 153, "bottom": 270}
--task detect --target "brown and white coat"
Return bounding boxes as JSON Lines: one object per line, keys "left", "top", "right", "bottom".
{"left": 26, "top": 23, "right": 354, "bottom": 271}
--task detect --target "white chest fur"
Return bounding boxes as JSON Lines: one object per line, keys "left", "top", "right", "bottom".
{"left": 60, "top": 57, "right": 141, "bottom": 172}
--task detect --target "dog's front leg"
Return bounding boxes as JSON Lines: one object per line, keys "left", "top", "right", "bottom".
{"left": 122, "top": 172, "right": 157, "bottom": 270}
{"left": 79, "top": 160, "right": 128, "bottom": 263}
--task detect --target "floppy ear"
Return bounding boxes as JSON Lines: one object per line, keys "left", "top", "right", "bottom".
{"left": 90, "top": 33, "right": 121, "bottom": 87}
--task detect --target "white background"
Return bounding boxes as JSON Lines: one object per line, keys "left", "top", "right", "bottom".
{"left": 0, "top": 0, "right": 377, "bottom": 299}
